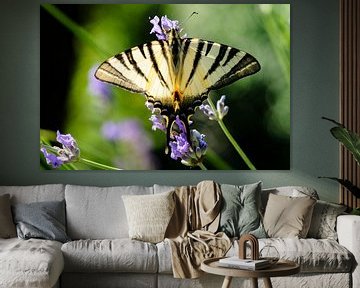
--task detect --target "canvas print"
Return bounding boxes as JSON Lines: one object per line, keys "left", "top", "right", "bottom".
{"left": 40, "top": 4, "right": 290, "bottom": 170}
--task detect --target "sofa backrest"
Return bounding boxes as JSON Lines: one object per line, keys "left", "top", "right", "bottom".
{"left": 0, "top": 184, "right": 65, "bottom": 204}
{"left": 65, "top": 184, "right": 154, "bottom": 239}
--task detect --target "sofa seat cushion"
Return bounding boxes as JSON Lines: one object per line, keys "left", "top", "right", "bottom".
{"left": 62, "top": 239, "right": 158, "bottom": 273}
{"left": 0, "top": 238, "right": 64, "bottom": 288}
{"left": 226, "top": 238, "right": 353, "bottom": 273}
{"left": 157, "top": 238, "right": 354, "bottom": 274}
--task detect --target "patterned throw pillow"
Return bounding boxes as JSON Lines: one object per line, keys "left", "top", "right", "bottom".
{"left": 307, "top": 200, "right": 347, "bottom": 240}
{"left": 218, "top": 182, "right": 266, "bottom": 238}
{"left": 122, "top": 191, "right": 175, "bottom": 243}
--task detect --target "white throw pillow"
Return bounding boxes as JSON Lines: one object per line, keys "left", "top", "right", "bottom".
{"left": 122, "top": 191, "right": 175, "bottom": 243}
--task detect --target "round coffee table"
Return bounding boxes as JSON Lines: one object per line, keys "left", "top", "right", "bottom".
{"left": 201, "top": 257, "right": 300, "bottom": 288}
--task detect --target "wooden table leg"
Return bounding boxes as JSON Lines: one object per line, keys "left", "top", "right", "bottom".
{"left": 222, "top": 276, "right": 233, "bottom": 288}
{"left": 263, "top": 277, "right": 273, "bottom": 288}
{"left": 251, "top": 278, "right": 258, "bottom": 288}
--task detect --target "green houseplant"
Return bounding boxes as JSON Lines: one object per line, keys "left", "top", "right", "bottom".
{"left": 321, "top": 117, "right": 360, "bottom": 215}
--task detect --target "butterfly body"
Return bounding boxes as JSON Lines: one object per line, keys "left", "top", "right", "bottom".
{"left": 95, "top": 24, "right": 260, "bottom": 149}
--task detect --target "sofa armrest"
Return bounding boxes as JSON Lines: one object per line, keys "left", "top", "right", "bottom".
{"left": 337, "top": 215, "right": 360, "bottom": 288}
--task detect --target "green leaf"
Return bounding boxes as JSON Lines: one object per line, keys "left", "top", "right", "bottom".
{"left": 319, "top": 177, "right": 360, "bottom": 199}
{"left": 322, "top": 117, "right": 360, "bottom": 165}
{"left": 330, "top": 126, "right": 360, "bottom": 165}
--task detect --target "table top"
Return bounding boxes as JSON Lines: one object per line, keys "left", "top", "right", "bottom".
{"left": 201, "top": 257, "right": 300, "bottom": 278}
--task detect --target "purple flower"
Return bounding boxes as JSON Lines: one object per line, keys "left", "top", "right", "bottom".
{"left": 149, "top": 114, "right": 167, "bottom": 131}
{"left": 217, "top": 95, "right": 229, "bottom": 119}
{"left": 161, "top": 15, "right": 179, "bottom": 31}
{"left": 41, "top": 148, "right": 63, "bottom": 168}
{"left": 167, "top": 116, "right": 207, "bottom": 166}
{"left": 40, "top": 131, "right": 80, "bottom": 169}
{"left": 199, "top": 104, "right": 217, "bottom": 120}
{"left": 200, "top": 95, "right": 229, "bottom": 121}
{"left": 190, "top": 130, "right": 208, "bottom": 159}
{"left": 56, "top": 131, "right": 80, "bottom": 160}
{"left": 149, "top": 15, "right": 180, "bottom": 40}
{"left": 170, "top": 133, "right": 191, "bottom": 160}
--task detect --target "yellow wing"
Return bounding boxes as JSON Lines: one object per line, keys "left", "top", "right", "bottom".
{"left": 176, "top": 38, "right": 261, "bottom": 109}
{"left": 95, "top": 40, "right": 175, "bottom": 107}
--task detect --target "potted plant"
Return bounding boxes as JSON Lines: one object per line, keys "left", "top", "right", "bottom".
{"left": 321, "top": 117, "right": 360, "bottom": 215}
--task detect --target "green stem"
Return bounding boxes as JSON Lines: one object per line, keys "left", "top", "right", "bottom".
{"left": 79, "top": 157, "right": 122, "bottom": 170}
{"left": 198, "top": 162, "right": 208, "bottom": 170}
{"left": 207, "top": 98, "right": 256, "bottom": 170}
{"left": 41, "top": 4, "right": 111, "bottom": 58}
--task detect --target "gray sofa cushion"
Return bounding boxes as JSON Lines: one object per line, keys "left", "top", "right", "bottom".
{"left": 258, "top": 238, "right": 353, "bottom": 273}
{"left": 0, "top": 184, "right": 65, "bottom": 204}
{"left": 12, "top": 200, "right": 70, "bottom": 243}
{"left": 0, "top": 238, "right": 63, "bottom": 288}
{"left": 158, "top": 237, "right": 353, "bottom": 274}
{"left": 62, "top": 239, "right": 158, "bottom": 273}
{"left": 65, "top": 185, "right": 153, "bottom": 239}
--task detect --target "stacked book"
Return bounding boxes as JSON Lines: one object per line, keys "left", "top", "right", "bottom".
{"left": 218, "top": 257, "right": 271, "bottom": 270}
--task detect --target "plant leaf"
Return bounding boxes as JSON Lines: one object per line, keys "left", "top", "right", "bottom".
{"left": 319, "top": 177, "right": 360, "bottom": 198}
{"left": 329, "top": 125, "right": 360, "bottom": 165}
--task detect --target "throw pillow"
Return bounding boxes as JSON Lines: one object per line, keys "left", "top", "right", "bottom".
{"left": 122, "top": 190, "right": 175, "bottom": 243}
{"left": 12, "top": 200, "right": 70, "bottom": 243}
{"left": 218, "top": 182, "right": 267, "bottom": 238}
{"left": 0, "top": 194, "right": 17, "bottom": 238}
{"left": 307, "top": 200, "right": 347, "bottom": 240}
{"left": 263, "top": 193, "right": 316, "bottom": 238}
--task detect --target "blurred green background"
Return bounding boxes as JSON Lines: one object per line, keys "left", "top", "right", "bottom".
{"left": 40, "top": 4, "right": 290, "bottom": 170}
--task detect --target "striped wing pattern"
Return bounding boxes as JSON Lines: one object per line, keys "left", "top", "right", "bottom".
{"left": 177, "top": 38, "right": 260, "bottom": 109}
{"left": 95, "top": 40, "right": 175, "bottom": 107}
{"left": 95, "top": 37, "right": 260, "bottom": 113}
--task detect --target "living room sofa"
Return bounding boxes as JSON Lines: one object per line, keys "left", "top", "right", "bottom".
{"left": 0, "top": 183, "right": 359, "bottom": 288}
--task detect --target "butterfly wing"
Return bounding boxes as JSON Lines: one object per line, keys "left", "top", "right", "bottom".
{"left": 95, "top": 40, "right": 175, "bottom": 106}
{"left": 177, "top": 38, "right": 260, "bottom": 108}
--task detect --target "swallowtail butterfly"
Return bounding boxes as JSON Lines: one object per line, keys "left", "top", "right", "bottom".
{"left": 95, "top": 16, "right": 260, "bottom": 150}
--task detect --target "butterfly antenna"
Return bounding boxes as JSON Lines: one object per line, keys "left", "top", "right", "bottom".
{"left": 180, "top": 12, "right": 199, "bottom": 28}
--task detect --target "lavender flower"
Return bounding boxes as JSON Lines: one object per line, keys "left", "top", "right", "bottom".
{"left": 168, "top": 116, "right": 207, "bottom": 166}
{"left": 41, "top": 147, "right": 63, "bottom": 168}
{"left": 200, "top": 95, "right": 229, "bottom": 121}
{"left": 149, "top": 15, "right": 180, "bottom": 40}
{"left": 40, "top": 131, "right": 80, "bottom": 168}
{"left": 149, "top": 114, "right": 167, "bottom": 131}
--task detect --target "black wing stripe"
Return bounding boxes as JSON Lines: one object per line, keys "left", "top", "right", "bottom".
{"left": 138, "top": 44, "right": 147, "bottom": 59}
{"left": 205, "top": 41, "right": 213, "bottom": 56}
{"left": 97, "top": 61, "right": 142, "bottom": 93}
{"left": 159, "top": 41, "right": 173, "bottom": 89}
{"left": 223, "top": 47, "right": 239, "bottom": 66}
{"left": 146, "top": 42, "right": 170, "bottom": 91}
{"left": 210, "top": 53, "right": 260, "bottom": 90}
{"left": 204, "top": 44, "right": 228, "bottom": 80}
{"left": 115, "top": 53, "right": 131, "bottom": 70}
{"left": 185, "top": 41, "right": 205, "bottom": 88}
{"left": 125, "top": 49, "right": 148, "bottom": 82}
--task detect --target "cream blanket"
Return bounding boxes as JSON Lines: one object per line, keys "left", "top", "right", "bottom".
{"left": 165, "top": 181, "right": 231, "bottom": 278}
